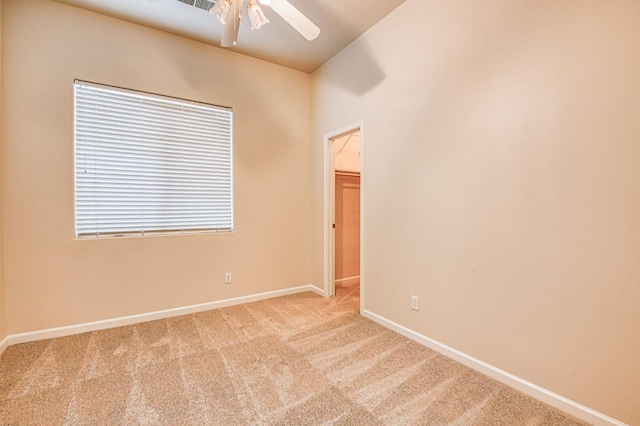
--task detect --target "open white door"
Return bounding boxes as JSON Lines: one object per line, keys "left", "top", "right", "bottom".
{"left": 324, "top": 122, "right": 364, "bottom": 312}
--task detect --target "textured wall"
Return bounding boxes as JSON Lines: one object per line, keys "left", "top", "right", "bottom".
{"left": 3, "top": 0, "right": 312, "bottom": 333}
{"left": 312, "top": 0, "right": 640, "bottom": 423}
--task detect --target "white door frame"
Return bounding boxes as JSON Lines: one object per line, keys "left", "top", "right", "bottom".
{"left": 323, "top": 120, "right": 365, "bottom": 313}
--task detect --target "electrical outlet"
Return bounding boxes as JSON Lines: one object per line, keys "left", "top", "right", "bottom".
{"left": 411, "top": 295, "right": 419, "bottom": 311}
{"left": 224, "top": 272, "right": 232, "bottom": 284}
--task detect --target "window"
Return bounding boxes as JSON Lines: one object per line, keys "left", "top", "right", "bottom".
{"left": 74, "top": 81, "right": 233, "bottom": 238}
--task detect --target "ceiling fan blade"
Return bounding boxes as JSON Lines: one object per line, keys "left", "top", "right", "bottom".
{"left": 221, "top": 0, "right": 242, "bottom": 47}
{"left": 267, "top": 0, "right": 320, "bottom": 41}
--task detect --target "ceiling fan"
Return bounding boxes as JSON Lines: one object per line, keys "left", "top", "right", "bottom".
{"left": 178, "top": 0, "right": 320, "bottom": 48}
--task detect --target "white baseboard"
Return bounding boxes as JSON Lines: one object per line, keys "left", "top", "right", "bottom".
{"left": 0, "top": 335, "right": 9, "bottom": 357}
{"left": 308, "top": 284, "right": 325, "bottom": 296}
{"left": 361, "top": 310, "right": 627, "bottom": 426}
{"left": 8, "top": 284, "right": 324, "bottom": 346}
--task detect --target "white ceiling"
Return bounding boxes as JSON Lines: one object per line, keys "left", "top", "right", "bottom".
{"left": 54, "top": 0, "right": 405, "bottom": 73}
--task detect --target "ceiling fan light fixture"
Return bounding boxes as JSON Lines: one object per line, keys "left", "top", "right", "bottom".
{"left": 209, "top": 0, "right": 233, "bottom": 24}
{"left": 199, "top": 0, "right": 320, "bottom": 47}
{"left": 247, "top": 0, "right": 269, "bottom": 30}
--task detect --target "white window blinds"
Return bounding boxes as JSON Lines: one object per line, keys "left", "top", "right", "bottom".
{"left": 74, "top": 81, "right": 233, "bottom": 238}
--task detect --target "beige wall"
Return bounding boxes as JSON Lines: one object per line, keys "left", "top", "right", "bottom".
{"left": 2, "top": 0, "right": 312, "bottom": 334}
{"left": 312, "top": 0, "right": 640, "bottom": 424}
{"left": 333, "top": 132, "right": 360, "bottom": 173}
{"left": 0, "top": 0, "right": 6, "bottom": 343}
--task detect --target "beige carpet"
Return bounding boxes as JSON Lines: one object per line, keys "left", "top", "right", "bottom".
{"left": 0, "top": 286, "right": 587, "bottom": 425}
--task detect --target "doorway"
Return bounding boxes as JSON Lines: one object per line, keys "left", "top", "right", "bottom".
{"left": 324, "top": 122, "right": 364, "bottom": 313}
